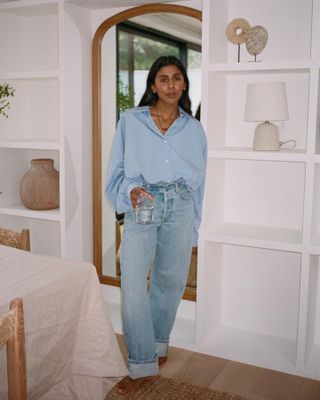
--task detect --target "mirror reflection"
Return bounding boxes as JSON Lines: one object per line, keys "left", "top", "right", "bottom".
{"left": 100, "top": 12, "right": 201, "bottom": 300}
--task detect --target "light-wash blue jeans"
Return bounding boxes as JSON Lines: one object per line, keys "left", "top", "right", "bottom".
{"left": 120, "top": 180, "right": 194, "bottom": 379}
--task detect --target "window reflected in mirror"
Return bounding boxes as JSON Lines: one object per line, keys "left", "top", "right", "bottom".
{"left": 117, "top": 21, "right": 201, "bottom": 117}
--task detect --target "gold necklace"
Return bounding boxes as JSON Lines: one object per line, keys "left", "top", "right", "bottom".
{"left": 155, "top": 106, "right": 178, "bottom": 132}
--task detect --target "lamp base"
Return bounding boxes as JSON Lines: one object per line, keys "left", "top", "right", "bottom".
{"left": 253, "top": 121, "right": 280, "bottom": 151}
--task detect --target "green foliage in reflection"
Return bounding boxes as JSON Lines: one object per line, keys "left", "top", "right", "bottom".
{"left": 117, "top": 76, "right": 134, "bottom": 114}
{"left": 118, "top": 31, "right": 179, "bottom": 71}
{"left": 188, "top": 48, "right": 201, "bottom": 69}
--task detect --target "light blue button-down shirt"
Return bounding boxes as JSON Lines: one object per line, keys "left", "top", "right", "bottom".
{"left": 105, "top": 106, "right": 207, "bottom": 245}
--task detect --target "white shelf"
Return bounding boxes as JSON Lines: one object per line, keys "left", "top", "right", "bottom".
{"left": 208, "top": 148, "right": 306, "bottom": 162}
{"left": 207, "top": 61, "right": 312, "bottom": 72}
{"left": 0, "top": 0, "right": 63, "bottom": 258}
{"left": 206, "top": 0, "right": 312, "bottom": 65}
{"left": 0, "top": 204, "right": 60, "bottom": 221}
{"left": 199, "top": 327, "right": 298, "bottom": 376}
{"left": 0, "top": 1, "right": 58, "bottom": 74}
{"left": 0, "top": 139, "right": 60, "bottom": 150}
{"left": 197, "top": 242, "right": 301, "bottom": 374}
{"left": 0, "top": 70, "right": 60, "bottom": 80}
{"left": 0, "top": 0, "right": 57, "bottom": 14}
{"left": 0, "top": 79, "right": 59, "bottom": 141}
{"left": 205, "top": 70, "right": 309, "bottom": 150}
{"left": 205, "top": 223, "right": 303, "bottom": 252}
{"left": 206, "top": 159, "right": 305, "bottom": 243}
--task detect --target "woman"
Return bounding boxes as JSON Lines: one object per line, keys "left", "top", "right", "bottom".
{"left": 106, "top": 55, "right": 207, "bottom": 395}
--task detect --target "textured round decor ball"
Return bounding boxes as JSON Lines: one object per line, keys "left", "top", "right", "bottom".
{"left": 225, "top": 18, "right": 251, "bottom": 44}
{"left": 20, "top": 158, "right": 59, "bottom": 210}
{"left": 246, "top": 25, "right": 268, "bottom": 55}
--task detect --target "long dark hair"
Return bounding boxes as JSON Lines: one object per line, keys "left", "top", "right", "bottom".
{"left": 138, "top": 55, "right": 192, "bottom": 115}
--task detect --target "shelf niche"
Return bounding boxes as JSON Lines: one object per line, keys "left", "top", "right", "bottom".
{"left": 206, "top": 69, "right": 309, "bottom": 151}
{"left": 199, "top": 241, "right": 300, "bottom": 372}
{"left": 0, "top": 78, "right": 59, "bottom": 141}
{"left": 205, "top": 158, "right": 305, "bottom": 250}
{"left": 0, "top": 148, "right": 59, "bottom": 210}
{"left": 0, "top": 2, "right": 58, "bottom": 73}
{"left": 207, "top": 0, "right": 312, "bottom": 64}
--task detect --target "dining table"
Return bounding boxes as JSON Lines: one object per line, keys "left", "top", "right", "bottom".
{"left": 0, "top": 245, "right": 128, "bottom": 400}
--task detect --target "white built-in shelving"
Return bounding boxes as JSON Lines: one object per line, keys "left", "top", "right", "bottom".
{"left": 197, "top": 0, "right": 320, "bottom": 380}
{"left": 0, "top": 0, "right": 62, "bottom": 257}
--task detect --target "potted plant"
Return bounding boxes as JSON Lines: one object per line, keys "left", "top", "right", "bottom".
{"left": 0, "top": 83, "right": 15, "bottom": 118}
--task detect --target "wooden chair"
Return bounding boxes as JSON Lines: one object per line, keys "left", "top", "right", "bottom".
{"left": 0, "top": 298, "right": 27, "bottom": 400}
{"left": 0, "top": 228, "right": 30, "bottom": 251}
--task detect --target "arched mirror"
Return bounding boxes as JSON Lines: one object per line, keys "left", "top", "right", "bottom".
{"left": 93, "top": 4, "right": 202, "bottom": 301}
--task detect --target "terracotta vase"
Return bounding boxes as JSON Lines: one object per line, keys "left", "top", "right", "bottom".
{"left": 20, "top": 158, "right": 59, "bottom": 210}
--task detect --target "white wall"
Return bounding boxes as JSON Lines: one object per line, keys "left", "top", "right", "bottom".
{"left": 63, "top": 3, "right": 93, "bottom": 262}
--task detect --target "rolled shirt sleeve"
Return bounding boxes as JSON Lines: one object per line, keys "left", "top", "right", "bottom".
{"left": 105, "top": 115, "right": 142, "bottom": 212}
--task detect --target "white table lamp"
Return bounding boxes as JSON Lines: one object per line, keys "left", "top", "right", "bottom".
{"left": 244, "top": 81, "right": 289, "bottom": 150}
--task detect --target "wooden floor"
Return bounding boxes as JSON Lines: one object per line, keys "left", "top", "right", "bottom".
{"left": 116, "top": 335, "right": 320, "bottom": 400}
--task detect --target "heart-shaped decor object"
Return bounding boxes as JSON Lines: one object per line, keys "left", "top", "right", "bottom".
{"left": 245, "top": 25, "right": 268, "bottom": 56}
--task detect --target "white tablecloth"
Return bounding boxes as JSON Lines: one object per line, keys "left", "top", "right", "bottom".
{"left": 0, "top": 245, "right": 127, "bottom": 400}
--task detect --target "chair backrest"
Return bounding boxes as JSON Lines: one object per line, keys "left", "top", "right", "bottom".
{"left": 0, "top": 228, "right": 30, "bottom": 251}
{"left": 0, "top": 298, "right": 27, "bottom": 400}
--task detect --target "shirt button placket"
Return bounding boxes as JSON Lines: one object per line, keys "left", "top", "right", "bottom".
{"left": 164, "top": 139, "right": 168, "bottom": 163}
{"left": 164, "top": 138, "right": 170, "bottom": 182}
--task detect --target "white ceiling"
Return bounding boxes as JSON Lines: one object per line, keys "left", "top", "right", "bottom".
{"left": 68, "top": 0, "right": 178, "bottom": 9}
{"left": 0, "top": 0, "right": 202, "bottom": 11}
{"left": 0, "top": 0, "right": 176, "bottom": 4}
{"left": 130, "top": 13, "right": 201, "bottom": 45}
{"left": 0, "top": 0, "right": 202, "bottom": 43}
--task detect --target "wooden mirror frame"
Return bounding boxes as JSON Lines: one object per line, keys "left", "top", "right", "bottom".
{"left": 92, "top": 4, "right": 202, "bottom": 300}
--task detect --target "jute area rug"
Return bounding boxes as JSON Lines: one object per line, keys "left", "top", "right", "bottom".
{"left": 105, "top": 376, "right": 246, "bottom": 400}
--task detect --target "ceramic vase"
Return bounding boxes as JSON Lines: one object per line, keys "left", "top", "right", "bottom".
{"left": 20, "top": 158, "right": 59, "bottom": 210}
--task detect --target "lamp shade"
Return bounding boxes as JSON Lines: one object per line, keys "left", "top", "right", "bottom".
{"left": 244, "top": 81, "right": 289, "bottom": 122}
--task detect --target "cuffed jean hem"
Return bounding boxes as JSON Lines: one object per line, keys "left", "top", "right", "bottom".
{"left": 128, "top": 358, "right": 159, "bottom": 379}
{"left": 155, "top": 340, "right": 169, "bottom": 357}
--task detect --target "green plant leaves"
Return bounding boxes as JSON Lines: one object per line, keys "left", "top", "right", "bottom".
{"left": 0, "top": 83, "right": 15, "bottom": 118}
